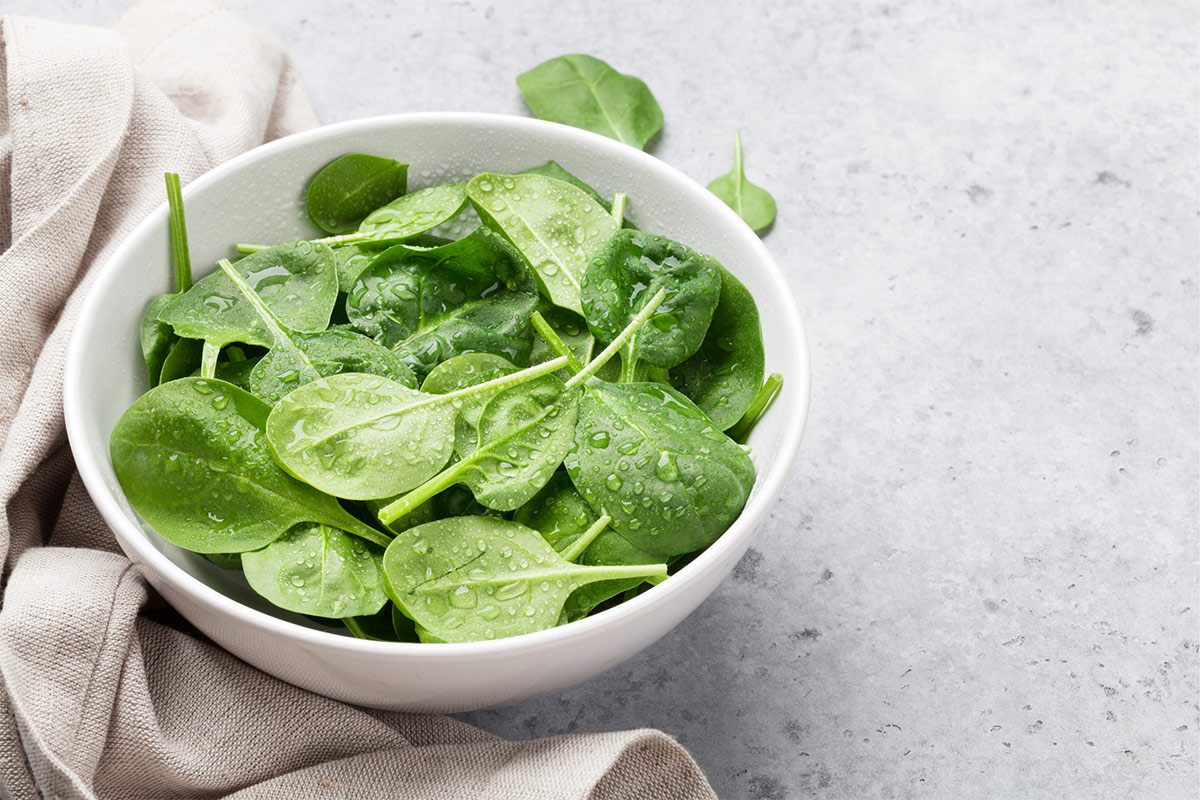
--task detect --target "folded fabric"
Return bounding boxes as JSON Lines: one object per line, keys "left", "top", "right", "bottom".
{"left": 0, "top": 2, "right": 716, "bottom": 797}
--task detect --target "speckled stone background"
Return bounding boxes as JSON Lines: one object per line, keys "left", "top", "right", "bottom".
{"left": 8, "top": 1, "right": 1198, "bottom": 796}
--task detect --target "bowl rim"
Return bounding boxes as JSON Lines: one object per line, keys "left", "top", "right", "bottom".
{"left": 64, "top": 111, "right": 811, "bottom": 657}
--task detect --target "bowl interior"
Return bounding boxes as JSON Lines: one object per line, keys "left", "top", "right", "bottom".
{"left": 66, "top": 113, "right": 809, "bottom": 649}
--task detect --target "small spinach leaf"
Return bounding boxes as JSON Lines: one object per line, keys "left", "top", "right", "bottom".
{"left": 521, "top": 161, "right": 610, "bottom": 212}
{"left": 381, "top": 516, "right": 666, "bottom": 643}
{"left": 306, "top": 154, "right": 408, "bottom": 235}
{"left": 110, "top": 377, "right": 390, "bottom": 552}
{"left": 517, "top": 54, "right": 663, "bottom": 150}
{"left": 668, "top": 267, "right": 765, "bottom": 429}
{"left": 158, "top": 242, "right": 338, "bottom": 349}
{"left": 581, "top": 229, "right": 721, "bottom": 374}
{"left": 468, "top": 173, "right": 618, "bottom": 314}
{"left": 707, "top": 131, "right": 776, "bottom": 233}
{"left": 564, "top": 380, "right": 755, "bottom": 557}
{"left": 322, "top": 182, "right": 468, "bottom": 247}
{"left": 241, "top": 523, "right": 388, "bottom": 618}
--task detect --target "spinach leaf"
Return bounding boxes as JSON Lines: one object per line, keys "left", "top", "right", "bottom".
{"left": 707, "top": 131, "right": 776, "bottom": 233}
{"left": 321, "top": 182, "right": 468, "bottom": 247}
{"left": 306, "top": 154, "right": 408, "bottom": 235}
{"left": 521, "top": 161, "right": 610, "bottom": 212}
{"left": 564, "top": 380, "right": 755, "bottom": 557}
{"left": 581, "top": 229, "right": 721, "bottom": 377}
{"left": 468, "top": 172, "right": 618, "bottom": 314}
{"left": 668, "top": 267, "right": 765, "bottom": 429}
{"left": 158, "top": 242, "right": 338, "bottom": 349}
{"left": 265, "top": 356, "right": 568, "bottom": 501}
{"left": 375, "top": 372, "right": 580, "bottom": 522}
{"left": 141, "top": 173, "right": 194, "bottom": 386}
{"left": 110, "top": 377, "right": 391, "bottom": 553}
{"left": 517, "top": 54, "right": 663, "bottom": 150}
{"left": 157, "top": 337, "right": 204, "bottom": 384}
{"left": 420, "top": 352, "right": 519, "bottom": 440}
{"left": 381, "top": 516, "right": 666, "bottom": 643}
{"left": 241, "top": 523, "right": 388, "bottom": 618}
{"left": 214, "top": 258, "right": 416, "bottom": 403}
{"left": 514, "top": 471, "right": 664, "bottom": 621}
{"left": 331, "top": 233, "right": 452, "bottom": 292}
{"left": 345, "top": 229, "right": 537, "bottom": 378}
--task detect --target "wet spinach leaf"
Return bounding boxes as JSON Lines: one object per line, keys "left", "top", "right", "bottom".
{"left": 265, "top": 357, "right": 568, "bottom": 501}
{"left": 468, "top": 172, "right": 618, "bottom": 314}
{"left": 320, "top": 182, "right": 468, "bottom": 247}
{"left": 707, "top": 131, "right": 776, "bottom": 233}
{"left": 241, "top": 522, "right": 388, "bottom": 618}
{"left": 381, "top": 516, "right": 666, "bottom": 643}
{"left": 581, "top": 229, "right": 721, "bottom": 377}
{"left": 564, "top": 380, "right": 755, "bottom": 557}
{"left": 669, "top": 267, "right": 765, "bottom": 429}
{"left": 521, "top": 161, "right": 610, "bottom": 212}
{"left": 158, "top": 242, "right": 338, "bottom": 349}
{"left": 110, "top": 377, "right": 391, "bottom": 553}
{"left": 306, "top": 154, "right": 408, "bottom": 235}
{"left": 517, "top": 54, "right": 663, "bottom": 150}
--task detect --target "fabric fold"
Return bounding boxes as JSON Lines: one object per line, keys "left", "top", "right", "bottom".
{"left": 0, "top": 1, "right": 716, "bottom": 798}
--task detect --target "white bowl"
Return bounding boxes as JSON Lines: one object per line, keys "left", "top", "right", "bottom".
{"left": 64, "top": 113, "right": 810, "bottom": 712}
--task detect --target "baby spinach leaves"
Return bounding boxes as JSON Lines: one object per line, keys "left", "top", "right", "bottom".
{"left": 581, "top": 229, "right": 721, "bottom": 378}
{"left": 565, "top": 380, "right": 755, "bottom": 557}
{"left": 115, "top": 156, "right": 783, "bottom": 642}
{"left": 306, "top": 154, "right": 408, "bottom": 235}
{"left": 707, "top": 131, "right": 776, "bottom": 233}
{"left": 241, "top": 523, "right": 388, "bottom": 618}
{"left": 468, "top": 173, "right": 618, "bottom": 314}
{"left": 110, "top": 377, "right": 391, "bottom": 553}
{"left": 382, "top": 516, "right": 666, "bottom": 643}
{"left": 669, "top": 267, "right": 766, "bottom": 429}
{"left": 517, "top": 55, "right": 663, "bottom": 150}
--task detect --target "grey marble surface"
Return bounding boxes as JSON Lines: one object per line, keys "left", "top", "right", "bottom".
{"left": 9, "top": 0, "right": 1199, "bottom": 796}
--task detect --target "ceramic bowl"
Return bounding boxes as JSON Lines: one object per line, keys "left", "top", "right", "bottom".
{"left": 64, "top": 113, "right": 810, "bottom": 712}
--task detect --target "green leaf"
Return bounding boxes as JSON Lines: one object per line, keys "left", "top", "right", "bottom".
{"left": 381, "top": 517, "right": 666, "bottom": 643}
{"left": 707, "top": 131, "right": 776, "bottom": 233}
{"left": 517, "top": 54, "right": 663, "bottom": 150}
{"left": 468, "top": 173, "right": 618, "bottom": 314}
{"left": 322, "top": 182, "right": 468, "bottom": 247}
{"left": 306, "top": 154, "right": 408, "bottom": 235}
{"left": 515, "top": 471, "right": 664, "bottom": 621}
{"left": 669, "top": 267, "right": 765, "bottom": 429}
{"left": 248, "top": 328, "right": 417, "bottom": 404}
{"left": 157, "top": 337, "right": 204, "bottom": 384}
{"left": 140, "top": 294, "right": 177, "bottom": 387}
{"left": 564, "top": 381, "right": 755, "bottom": 557}
{"left": 242, "top": 523, "right": 388, "bottom": 618}
{"left": 581, "top": 229, "right": 722, "bottom": 372}
{"left": 109, "top": 377, "right": 390, "bottom": 553}
{"left": 345, "top": 229, "right": 538, "bottom": 378}
{"left": 265, "top": 357, "right": 569, "bottom": 501}
{"left": 158, "top": 242, "right": 338, "bottom": 349}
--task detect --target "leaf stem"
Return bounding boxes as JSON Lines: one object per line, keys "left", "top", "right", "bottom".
{"left": 531, "top": 311, "right": 584, "bottom": 375}
{"left": 582, "top": 562, "right": 668, "bottom": 582}
{"left": 235, "top": 243, "right": 269, "bottom": 254}
{"left": 165, "top": 173, "right": 192, "bottom": 292}
{"left": 727, "top": 372, "right": 783, "bottom": 443}
{"left": 560, "top": 514, "right": 611, "bottom": 562}
{"left": 566, "top": 288, "right": 666, "bottom": 390}
{"left": 439, "top": 355, "right": 568, "bottom": 404}
{"left": 200, "top": 342, "right": 219, "bottom": 379}
{"left": 611, "top": 192, "right": 626, "bottom": 226}
{"left": 376, "top": 460, "right": 471, "bottom": 526}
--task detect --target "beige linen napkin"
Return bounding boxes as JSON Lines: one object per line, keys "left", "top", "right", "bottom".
{"left": 0, "top": 2, "right": 716, "bottom": 797}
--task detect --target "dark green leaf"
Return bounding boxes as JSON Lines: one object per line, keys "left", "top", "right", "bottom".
{"left": 306, "top": 154, "right": 408, "bottom": 235}
{"left": 669, "top": 267, "right": 765, "bottom": 429}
